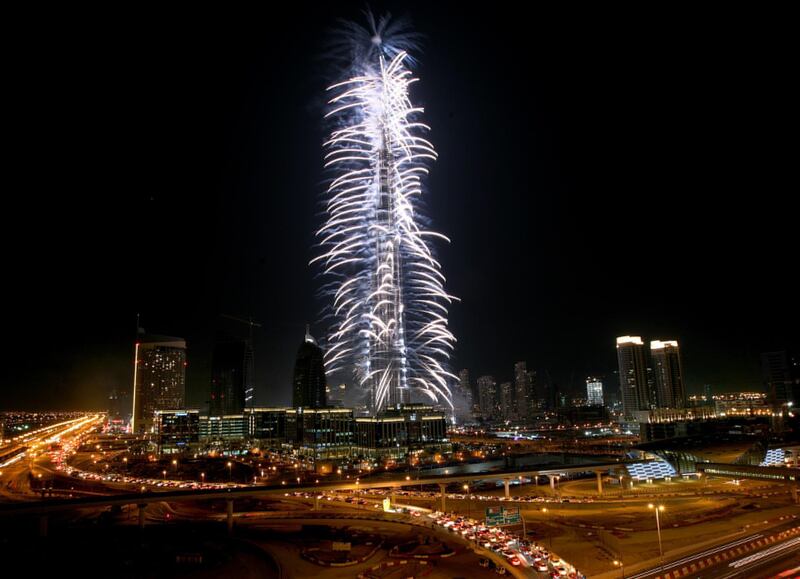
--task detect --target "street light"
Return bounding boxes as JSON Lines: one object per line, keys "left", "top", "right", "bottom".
{"left": 613, "top": 559, "right": 625, "bottom": 578}
{"left": 648, "top": 503, "right": 665, "bottom": 571}
{"left": 463, "top": 484, "right": 471, "bottom": 518}
{"left": 172, "top": 459, "right": 177, "bottom": 472}
{"left": 227, "top": 461, "right": 233, "bottom": 482}
{"left": 200, "top": 472, "right": 205, "bottom": 484}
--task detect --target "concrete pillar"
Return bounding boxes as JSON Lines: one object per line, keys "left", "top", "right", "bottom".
{"left": 534, "top": 474, "right": 538, "bottom": 486}
{"left": 226, "top": 499, "right": 234, "bottom": 535}
{"left": 39, "top": 514, "right": 48, "bottom": 538}
{"left": 438, "top": 483, "right": 447, "bottom": 512}
{"left": 596, "top": 471, "right": 604, "bottom": 496}
{"left": 791, "top": 486, "right": 798, "bottom": 503}
{"left": 313, "top": 495, "right": 320, "bottom": 511}
{"left": 390, "top": 491, "right": 396, "bottom": 508}
{"left": 503, "top": 478, "right": 511, "bottom": 499}
{"left": 550, "top": 475, "right": 556, "bottom": 491}
{"left": 137, "top": 504, "right": 146, "bottom": 529}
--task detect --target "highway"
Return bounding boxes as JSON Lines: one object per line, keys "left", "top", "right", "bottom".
{"left": 625, "top": 520, "right": 800, "bottom": 579}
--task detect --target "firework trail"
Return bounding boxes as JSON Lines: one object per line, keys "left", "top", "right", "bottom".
{"left": 312, "top": 12, "right": 457, "bottom": 414}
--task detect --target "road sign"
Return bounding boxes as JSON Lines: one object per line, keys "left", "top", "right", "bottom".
{"left": 503, "top": 506, "right": 521, "bottom": 524}
{"left": 486, "top": 506, "right": 521, "bottom": 526}
{"left": 485, "top": 506, "right": 504, "bottom": 525}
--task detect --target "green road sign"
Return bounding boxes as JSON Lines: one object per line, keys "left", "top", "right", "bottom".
{"left": 503, "top": 506, "right": 521, "bottom": 524}
{"left": 485, "top": 506, "right": 504, "bottom": 525}
{"left": 485, "top": 506, "right": 521, "bottom": 526}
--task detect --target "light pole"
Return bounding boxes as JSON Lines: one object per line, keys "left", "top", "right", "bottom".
{"left": 227, "top": 461, "right": 232, "bottom": 483}
{"left": 200, "top": 472, "right": 205, "bottom": 485}
{"left": 613, "top": 559, "right": 625, "bottom": 578}
{"left": 463, "top": 484, "right": 471, "bottom": 518}
{"left": 648, "top": 503, "right": 665, "bottom": 571}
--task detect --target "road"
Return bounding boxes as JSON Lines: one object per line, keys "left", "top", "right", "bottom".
{"left": 0, "top": 414, "right": 104, "bottom": 502}
{"left": 623, "top": 520, "right": 800, "bottom": 579}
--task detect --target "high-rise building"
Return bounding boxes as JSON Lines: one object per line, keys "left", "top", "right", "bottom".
{"left": 651, "top": 340, "right": 686, "bottom": 409}
{"left": 210, "top": 336, "right": 249, "bottom": 417}
{"left": 616, "top": 336, "right": 649, "bottom": 420}
{"left": 292, "top": 326, "right": 327, "bottom": 409}
{"left": 586, "top": 376, "right": 604, "bottom": 406}
{"left": 477, "top": 375, "right": 497, "bottom": 421}
{"left": 131, "top": 335, "right": 187, "bottom": 434}
{"left": 514, "top": 362, "right": 532, "bottom": 421}
{"left": 526, "top": 369, "right": 538, "bottom": 414}
{"left": 761, "top": 350, "right": 799, "bottom": 405}
{"left": 500, "top": 382, "right": 514, "bottom": 420}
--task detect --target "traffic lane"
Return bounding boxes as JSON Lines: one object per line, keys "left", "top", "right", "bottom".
{"left": 704, "top": 536, "right": 800, "bottom": 579}
{"left": 628, "top": 520, "right": 800, "bottom": 579}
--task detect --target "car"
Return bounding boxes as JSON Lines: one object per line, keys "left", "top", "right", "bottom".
{"left": 537, "top": 563, "right": 549, "bottom": 572}
{"left": 495, "top": 566, "right": 507, "bottom": 575}
{"left": 510, "top": 557, "right": 521, "bottom": 566}
{"left": 479, "top": 558, "right": 490, "bottom": 568}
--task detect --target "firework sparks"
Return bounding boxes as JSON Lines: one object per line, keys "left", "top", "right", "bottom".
{"left": 313, "top": 13, "right": 457, "bottom": 414}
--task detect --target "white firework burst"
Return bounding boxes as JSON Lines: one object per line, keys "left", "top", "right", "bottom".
{"left": 313, "top": 13, "right": 457, "bottom": 415}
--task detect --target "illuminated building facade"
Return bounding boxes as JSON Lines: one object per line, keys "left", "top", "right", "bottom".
{"left": 154, "top": 409, "right": 200, "bottom": 454}
{"left": 616, "top": 336, "right": 649, "bottom": 420}
{"left": 477, "top": 375, "right": 498, "bottom": 421}
{"left": 285, "top": 407, "right": 354, "bottom": 459}
{"left": 586, "top": 376, "right": 604, "bottom": 406}
{"left": 651, "top": 340, "right": 686, "bottom": 409}
{"left": 131, "top": 335, "right": 187, "bottom": 434}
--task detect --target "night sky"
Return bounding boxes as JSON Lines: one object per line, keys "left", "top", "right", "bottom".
{"left": 5, "top": 4, "right": 796, "bottom": 411}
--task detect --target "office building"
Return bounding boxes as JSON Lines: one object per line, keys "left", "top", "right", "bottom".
{"left": 292, "top": 326, "right": 327, "bottom": 409}
{"left": 285, "top": 407, "right": 354, "bottom": 459}
{"left": 586, "top": 376, "right": 604, "bottom": 406}
{"left": 761, "top": 350, "right": 800, "bottom": 405}
{"left": 244, "top": 407, "right": 287, "bottom": 447}
{"left": 500, "top": 382, "right": 514, "bottom": 420}
{"left": 514, "top": 361, "right": 532, "bottom": 421}
{"left": 154, "top": 409, "right": 200, "bottom": 454}
{"left": 616, "top": 336, "right": 649, "bottom": 420}
{"left": 210, "top": 337, "right": 249, "bottom": 417}
{"left": 477, "top": 375, "right": 498, "bottom": 420}
{"left": 353, "top": 403, "right": 449, "bottom": 459}
{"left": 651, "top": 340, "right": 686, "bottom": 409}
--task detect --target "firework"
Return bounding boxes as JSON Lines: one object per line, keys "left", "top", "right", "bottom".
{"left": 313, "top": 13, "right": 457, "bottom": 414}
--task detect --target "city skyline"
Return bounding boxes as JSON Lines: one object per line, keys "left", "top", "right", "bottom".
{"left": 4, "top": 4, "right": 797, "bottom": 411}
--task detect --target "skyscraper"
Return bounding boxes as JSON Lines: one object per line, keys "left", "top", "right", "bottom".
{"left": 761, "top": 350, "right": 799, "bottom": 405}
{"left": 616, "top": 336, "right": 649, "bottom": 420}
{"left": 210, "top": 336, "right": 250, "bottom": 417}
{"left": 292, "top": 326, "right": 327, "bottom": 409}
{"left": 500, "top": 382, "right": 514, "bottom": 421}
{"left": 586, "top": 376, "right": 604, "bottom": 406}
{"left": 514, "top": 361, "right": 532, "bottom": 421}
{"left": 650, "top": 340, "right": 686, "bottom": 409}
{"left": 477, "top": 375, "right": 497, "bottom": 421}
{"left": 315, "top": 16, "right": 456, "bottom": 416}
{"left": 131, "top": 335, "right": 187, "bottom": 434}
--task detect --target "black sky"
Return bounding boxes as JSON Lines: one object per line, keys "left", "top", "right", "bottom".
{"left": 4, "top": 4, "right": 797, "bottom": 410}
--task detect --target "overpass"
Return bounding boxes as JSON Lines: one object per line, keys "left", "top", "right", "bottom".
{"left": 0, "top": 460, "right": 631, "bottom": 535}
{"left": 696, "top": 462, "right": 800, "bottom": 484}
